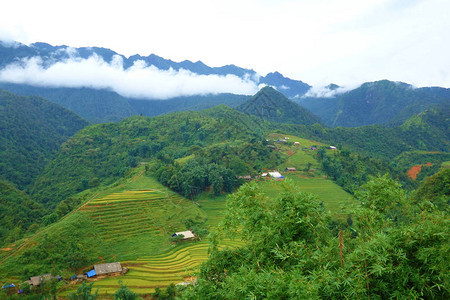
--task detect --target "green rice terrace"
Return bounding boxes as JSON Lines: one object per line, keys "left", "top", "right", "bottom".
{"left": 59, "top": 171, "right": 244, "bottom": 296}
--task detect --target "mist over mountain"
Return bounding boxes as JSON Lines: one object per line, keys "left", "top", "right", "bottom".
{"left": 296, "top": 80, "right": 450, "bottom": 127}
{"left": 0, "top": 41, "right": 310, "bottom": 100}
{"left": 1, "top": 41, "right": 449, "bottom": 128}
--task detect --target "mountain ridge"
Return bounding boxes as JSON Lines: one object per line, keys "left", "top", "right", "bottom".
{"left": 0, "top": 41, "right": 309, "bottom": 98}
{"left": 296, "top": 80, "right": 450, "bottom": 127}
{"left": 237, "top": 86, "right": 321, "bottom": 125}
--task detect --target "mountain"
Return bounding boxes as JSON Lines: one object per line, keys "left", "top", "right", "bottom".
{"left": 128, "top": 93, "right": 249, "bottom": 117}
{"left": 0, "top": 82, "right": 249, "bottom": 123}
{"left": 0, "top": 83, "right": 137, "bottom": 123}
{"left": 237, "top": 86, "right": 321, "bottom": 125}
{"left": 0, "top": 89, "right": 88, "bottom": 189}
{"left": 296, "top": 80, "right": 450, "bottom": 127}
{"left": 30, "top": 105, "right": 271, "bottom": 207}
{"left": 0, "top": 41, "right": 311, "bottom": 98}
{"left": 259, "top": 71, "right": 311, "bottom": 98}
{"left": 4, "top": 41, "right": 449, "bottom": 128}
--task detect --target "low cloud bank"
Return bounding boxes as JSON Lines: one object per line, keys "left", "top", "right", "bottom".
{"left": 301, "top": 84, "right": 359, "bottom": 98}
{"left": 0, "top": 54, "right": 259, "bottom": 99}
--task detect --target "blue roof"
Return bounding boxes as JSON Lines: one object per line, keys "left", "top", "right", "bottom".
{"left": 2, "top": 283, "right": 15, "bottom": 289}
{"left": 86, "top": 269, "right": 96, "bottom": 278}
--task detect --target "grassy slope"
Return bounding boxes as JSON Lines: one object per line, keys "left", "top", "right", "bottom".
{"left": 260, "top": 133, "right": 354, "bottom": 218}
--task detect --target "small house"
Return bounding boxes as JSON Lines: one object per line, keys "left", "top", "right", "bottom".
{"left": 172, "top": 230, "right": 195, "bottom": 240}
{"left": 237, "top": 175, "right": 252, "bottom": 180}
{"left": 285, "top": 167, "right": 296, "bottom": 172}
{"left": 29, "top": 274, "right": 60, "bottom": 286}
{"left": 311, "top": 146, "right": 317, "bottom": 150}
{"left": 293, "top": 142, "right": 300, "bottom": 145}
{"left": 94, "top": 262, "right": 123, "bottom": 276}
{"left": 268, "top": 171, "right": 284, "bottom": 179}
{"left": 261, "top": 173, "right": 268, "bottom": 177}
{"left": 277, "top": 139, "right": 287, "bottom": 143}
{"left": 329, "top": 146, "right": 337, "bottom": 150}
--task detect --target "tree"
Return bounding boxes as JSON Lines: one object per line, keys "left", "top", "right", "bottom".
{"left": 179, "top": 176, "right": 449, "bottom": 299}
{"left": 68, "top": 282, "right": 98, "bottom": 300}
{"left": 114, "top": 281, "right": 137, "bottom": 300}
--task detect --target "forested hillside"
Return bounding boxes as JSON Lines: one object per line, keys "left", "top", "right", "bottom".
{"left": 0, "top": 89, "right": 88, "bottom": 189}
{"left": 27, "top": 101, "right": 449, "bottom": 209}
{"left": 0, "top": 180, "right": 44, "bottom": 245}
{"left": 297, "top": 80, "right": 450, "bottom": 127}
{"left": 278, "top": 107, "right": 449, "bottom": 160}
{"left": 0, "top": 83, "right": 137, "bottom": 123}
{"left": 30, "top": 105, "right": 273, "bottom": 208}
{"left": 128, "top": 93, "right": 249, "bottom": 117}
{"left": 0, "top": 82, "right": 250, "bottom": 123}
{"left": 237, "top": 86, "right": 321, "bottom": 125}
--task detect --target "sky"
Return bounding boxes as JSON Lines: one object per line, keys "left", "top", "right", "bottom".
{"left": 0, "top": 0, "right": 449, "bottom": 97}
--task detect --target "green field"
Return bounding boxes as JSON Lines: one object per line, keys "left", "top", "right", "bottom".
{"left": 259, "top": 177, "right": 353, "bottom": 217}
{"left": 263, "top": 133, "right": 354, "bottom": 217}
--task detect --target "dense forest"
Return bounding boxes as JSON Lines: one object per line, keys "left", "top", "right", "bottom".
{"left": 0, "top": 89, "right": 88, "bottom": 189}
{"left": 29, "top": 105, "right": 269, "bottom": 208}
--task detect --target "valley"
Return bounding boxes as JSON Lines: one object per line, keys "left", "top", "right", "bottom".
{"left": 0, "top": 41, "right": 448, "bottom": 299}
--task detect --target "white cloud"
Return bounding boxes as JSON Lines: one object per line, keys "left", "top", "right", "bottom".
{"left": 0, "top": 54, "right": 260, "bottom": 99}
{"left": 301, "top": 84, "right": 360, "bottom": 98}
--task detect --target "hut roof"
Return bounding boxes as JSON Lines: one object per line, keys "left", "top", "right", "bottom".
{"left": 86, "top": 269, "right": 97, "bottom": 278}
{"left": 268, "top": 171, "right": 283, "bottom": 178}
{"left": 94, "top": 262, "right": 122, "bottom": 275}
{"left": 173, "top": 230, "right": 195, "bottom": 239}
{"left": 30, "top": 276, "right": 41, "bottom": 286}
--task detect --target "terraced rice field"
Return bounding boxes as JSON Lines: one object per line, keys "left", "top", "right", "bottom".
{"left": 61, "top": 240, "right": 243, "bottom": 296}
{"left": 58, "top": 177, "right": 242, "bottom": 296}
{"left": 82, "top": 190, "right": 174, "bottom": 242}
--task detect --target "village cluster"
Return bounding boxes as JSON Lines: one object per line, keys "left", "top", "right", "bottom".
{"left": 1, "top": 262, "right": 129, "bottom": 294}
{"left": 239, "top": 138, "right": 337, "bottom": 181}
{"left": 2, "top": 230, "right": 199, "bottom": 294}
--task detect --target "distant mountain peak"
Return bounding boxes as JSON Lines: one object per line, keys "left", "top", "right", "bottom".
{"left": 326, "top": 83, "right": 340, "bottom": 90}
{"left": 237, "top": 86, "right": 321, "bottom": 125}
